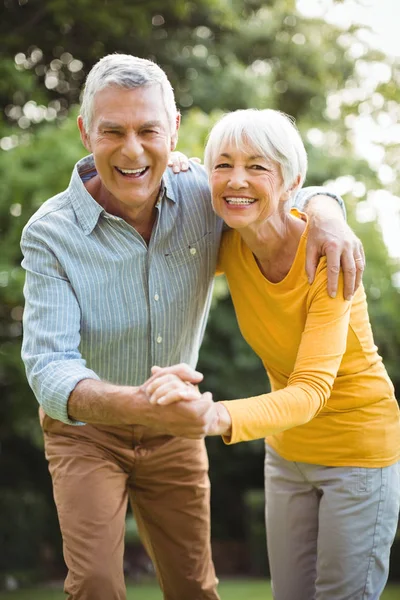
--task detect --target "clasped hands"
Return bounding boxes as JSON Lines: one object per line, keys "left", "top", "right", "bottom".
{"left": 140, "top": 363, "right": 232, "bottom": 439}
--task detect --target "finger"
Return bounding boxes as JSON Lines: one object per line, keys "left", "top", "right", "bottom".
{"left": 360, "top": 243, "right": 366, "bottom": 265}
{"left": 201, "top": 391, "right": 213, "bottom": 404}
{"left": 168, "top": 156, "right": 182, "bottom": 173}
{"left": 147, "top": 368, "right": 172, "bottom": 387}
{"left": 150, "top": 364, "right": 203, "bottom": 384}
{"left": 190, "top": 157, "right": 202, "bottom": 164}
{"left": 354, "top": 242, "right": 365, "bottom": 292}
{"left": 146, "top": 374, "right": 182, "bottom": 398}
{"left": 354, "top": 260, "right": 364, "bottom": 294}
{"left": 151, "top": 364, "right": 198, "bottom": 376}
{"left": 340, "top": 242, "right": 358, "bottom": 300}
{"left": 179, "top": 158, "right": 189, "bottom": 171}
{"left": 145, "top": 371, "right": 173, "bottom": 388}
{"left": 148, "top": 372, "right": 180, "bottom": 391}
{"left": 157, "top": 389, "right": 200, "bottom": 406}
{"left": 168, "top": 152, "right": 190, "bottom": 173}
{"left": 150, "top": 385, "right": 185, "bottom": 405}
{"left": 305, "top": 241, "right": 320, "bottom": 285}
{"left": 149, "top": 378, "right": 197, "bottom": 404}
{"left": 323, "top": 244, "right": 341, "bottom": 298}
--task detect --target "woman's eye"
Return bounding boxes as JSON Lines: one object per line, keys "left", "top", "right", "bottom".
{"left": 250, "top": 164, "right": 267, "bottom": 170}
{"left": 214, "top": 163, "right": 231, "bottom": 169}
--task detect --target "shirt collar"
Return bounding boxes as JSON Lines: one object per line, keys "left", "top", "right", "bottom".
{"left": 69, "top": 155, "right": 177, "bottom": 235}
{"left": 69, "top": 155, "right": 104, "bottom": 235}
{"left": 161, "top": 166, "right": 178, "bottom": 205}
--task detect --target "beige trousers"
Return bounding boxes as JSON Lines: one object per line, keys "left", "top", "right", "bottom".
{"left": 40, "top": 409, "right": 219, "bottom": 600}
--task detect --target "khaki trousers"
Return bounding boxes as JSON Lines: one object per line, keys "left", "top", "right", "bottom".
{"left": 40, "top": 410, "right": 219, "bottom": 600}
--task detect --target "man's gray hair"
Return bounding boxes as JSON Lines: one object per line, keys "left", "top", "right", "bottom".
{"left": 80, "top": 54, "right": 178, "bottom": 132}
{"left": 204, "top": 109, "right": 308, "bottom": 192}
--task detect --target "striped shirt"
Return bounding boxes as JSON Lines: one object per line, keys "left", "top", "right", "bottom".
{"left": 21, "top": 155, "right": 344, "bottom": 424}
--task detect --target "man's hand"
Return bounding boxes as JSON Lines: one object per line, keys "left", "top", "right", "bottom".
{"left": 305, "top": 195, "right": 365, "bottom": 299}
{"left": 142, "top": 364, "right": 232, "bottom": 437}
{"left": 168, "top": 152, "right": 201, "bottom": 173}
{"left": 138, "top": 363, "right": 210, "bottom": 438}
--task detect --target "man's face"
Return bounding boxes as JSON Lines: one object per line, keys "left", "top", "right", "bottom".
{"left": 78, "top": 85, "right": 179, "bottom": 218}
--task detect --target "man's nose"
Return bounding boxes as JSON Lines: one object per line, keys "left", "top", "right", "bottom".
{"left": 121, "top": 133, "right": 143, "bottom": 159}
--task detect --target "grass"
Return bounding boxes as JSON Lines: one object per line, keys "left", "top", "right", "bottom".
{"left": 0, "top": 579, "right": 399, "bottom": 599}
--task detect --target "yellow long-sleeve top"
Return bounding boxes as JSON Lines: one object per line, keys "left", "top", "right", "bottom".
{"left": 218, "top": 213, "right": 400, "bottom": 467}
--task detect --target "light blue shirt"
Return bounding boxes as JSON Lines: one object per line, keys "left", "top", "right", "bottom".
{"left": 21, "top": 155, "right": 344, "bottom": 424}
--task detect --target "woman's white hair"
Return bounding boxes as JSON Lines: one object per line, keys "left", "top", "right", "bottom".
{"left": 80, "top": 53, "right": 178, "bottom": 132}
{"left": 204, "top": 109, "right": 308, "bottom": 192}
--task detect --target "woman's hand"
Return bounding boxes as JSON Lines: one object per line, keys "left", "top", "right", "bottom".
{"left": 305, "top": 195, "right": 365, "bottom": 299}
{"left": 168, "top": 151, "right": 202, "bottom": 173}
{"left": 145, "top": 371, "right": 202, "bottom": 406}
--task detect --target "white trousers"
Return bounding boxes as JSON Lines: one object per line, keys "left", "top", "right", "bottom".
{"left": 264, "top": 445, "right": 400, "bottom": 600}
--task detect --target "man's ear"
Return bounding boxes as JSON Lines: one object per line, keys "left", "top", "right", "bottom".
{"left": 170, "top": 113, "right": 181, "bottom": 151}
{"left": 77, "top": 115, "right": 91, "bottom": 152}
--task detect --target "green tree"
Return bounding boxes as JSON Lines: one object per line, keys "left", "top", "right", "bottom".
{"left": 1, "top": 0, "right": 399, "bottom": 583}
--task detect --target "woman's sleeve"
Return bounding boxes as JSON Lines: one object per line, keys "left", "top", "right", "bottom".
{"left": 221, "top": 260, "right": 351, "bottom": 443}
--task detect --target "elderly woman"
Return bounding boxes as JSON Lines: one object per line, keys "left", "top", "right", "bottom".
{"left": 146, "top": 109, "right": 400, "bottom": 599}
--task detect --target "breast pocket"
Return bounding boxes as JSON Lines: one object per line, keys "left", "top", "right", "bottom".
{"left": 164, "top": 231, "right": 212, "bottom": 269}
{"left": 164, "top": 232, "right": 213, "bottom": 312}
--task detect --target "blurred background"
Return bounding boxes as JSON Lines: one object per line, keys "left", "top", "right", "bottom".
{"left": 1, "top": 0, "right": 399, "bottom": 596}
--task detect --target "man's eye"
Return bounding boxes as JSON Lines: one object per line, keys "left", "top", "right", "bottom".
{"left": 104, "top": 130, "right": 120, "bottom": 135}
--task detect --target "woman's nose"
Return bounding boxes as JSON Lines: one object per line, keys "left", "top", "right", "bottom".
{"left": 228, "top": 168, "right": 248, "bottom": 189}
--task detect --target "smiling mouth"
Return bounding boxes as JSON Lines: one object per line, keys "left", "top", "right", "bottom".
{"left": 115, "top": 166, "right": 149, "bottom": 178}
{"left": 224, "top": 197, "right": 256, "bottom": 206}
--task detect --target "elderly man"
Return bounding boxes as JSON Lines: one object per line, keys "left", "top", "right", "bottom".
{"left": 21, "top": 54, "right": 363, "bottom": 600}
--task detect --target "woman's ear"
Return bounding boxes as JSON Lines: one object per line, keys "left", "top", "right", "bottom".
{"left": 281, "top": 174, "right": 302, "bottom": 205}
{"left": 287, "top": 174, "right": 301, "bottom": 194}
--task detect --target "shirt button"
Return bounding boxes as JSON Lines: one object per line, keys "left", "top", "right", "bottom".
{"left": 190, "top": 247, "right": 197, "bottom": 255}
{"left": 154, "top": 294, "right": 159, "bottom": 301}
{"left": 156, "top": 336, "right": 162, "bottom": 344}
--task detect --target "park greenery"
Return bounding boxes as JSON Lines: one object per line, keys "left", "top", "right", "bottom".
{"left": 1, "top": 580, "right": 400, "bottom": 600}
{"left": 0, "top": 580, "right": 398, "bottom": 600}
{"left": 1, "top": 0, "right": 399, "bottom": 589}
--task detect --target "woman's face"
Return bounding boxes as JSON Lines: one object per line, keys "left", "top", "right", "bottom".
{"left": 210, "top": 143, "right": 287, "bottom": 230}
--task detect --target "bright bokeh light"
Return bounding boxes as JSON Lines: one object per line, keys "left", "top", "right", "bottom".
{"left": 298, "top": 0, "right": 400, "bottom": 259}
{"left": 297, "top": 0, "right": 400, "bottom": 58}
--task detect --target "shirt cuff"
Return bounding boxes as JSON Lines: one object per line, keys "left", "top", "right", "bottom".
{"left": 39, "top": 364, "right": 101, "bottom": 426}
{"left": 293, "top": 187, "right": 346, "bottom": 220}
